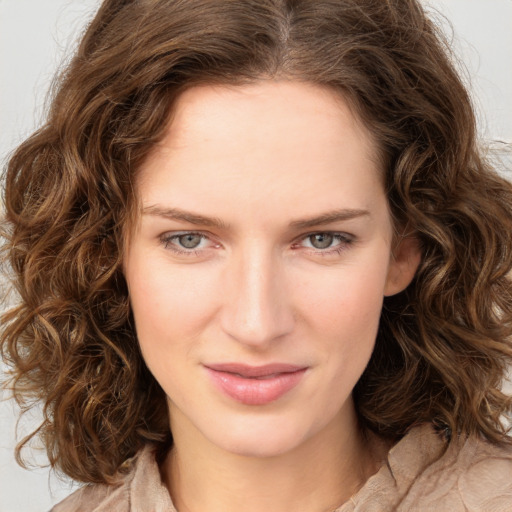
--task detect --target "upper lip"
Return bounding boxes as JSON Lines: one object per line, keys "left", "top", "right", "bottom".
{"left": 205, "top": 363, "right": 307, "bottom": 378}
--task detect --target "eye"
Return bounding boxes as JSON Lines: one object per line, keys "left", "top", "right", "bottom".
{"left": 307, "top": 233, "right": 335, "bottom": 249}
{"left": 297, "top": 232, "right": 354, "bottom": 254}
{"left": 175, "top": 233, "right": 203, "bottom": 249}
{"left": 160, "top": 232, "right": 214, "bottom": 253}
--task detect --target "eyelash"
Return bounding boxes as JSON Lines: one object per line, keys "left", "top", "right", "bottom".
{"left": 159, "top": 231, "right": 354, "bottom": 257}
{"left": 160, "top": 232, "right": 214, "bottom": 255}
{"left": 295, "top": 232, "right": 354, "bottom": 256}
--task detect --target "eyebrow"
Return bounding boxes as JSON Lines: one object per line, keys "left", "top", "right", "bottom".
{"left": 289, "top": 208, "right": 371, "bottom": 229}
{"left": 143, "top": 205, "right": 229, "bottom": 229}
{"left": 143, "top": 205, "right": 370, "bottom": 230}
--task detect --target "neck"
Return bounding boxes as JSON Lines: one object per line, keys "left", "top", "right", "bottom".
{"left": 161, "top": 403, "right": 386, "bottom": 512}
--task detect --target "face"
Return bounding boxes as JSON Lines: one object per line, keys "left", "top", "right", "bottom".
{"left": 124, "top": 81, "right": 419, "bottom": 458}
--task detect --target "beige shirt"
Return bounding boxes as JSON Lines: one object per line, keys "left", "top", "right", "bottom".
{"left": 51, "top": 424, "right": 512, "bottom": 511}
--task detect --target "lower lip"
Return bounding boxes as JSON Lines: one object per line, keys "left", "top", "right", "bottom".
{"left": 205, "top": 367, "right": 307, "bottom": 405}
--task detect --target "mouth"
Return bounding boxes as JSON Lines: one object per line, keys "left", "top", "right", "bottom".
{"left": 204, "top": 363, "right": 308, "bottom": 405}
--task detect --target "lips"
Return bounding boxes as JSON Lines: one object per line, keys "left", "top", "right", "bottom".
{"left": 204, "top": 363, "right": 307, "bottom": 405}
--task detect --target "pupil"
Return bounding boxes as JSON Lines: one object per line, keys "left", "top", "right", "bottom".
{"left": 179, "top": 234, "right": 201, "bottom": 249}
{"left": 310, "top": 233, "right": 333, "bottom": 249}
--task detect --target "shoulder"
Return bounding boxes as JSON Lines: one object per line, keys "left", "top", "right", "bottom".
{"left": 398, "top": 425, "right": 512, "bottom": 511}
{"left": 50, "top": 482, "right": 125, "bottom": 512}
{"left": 348, "top": 424, "right": 512, "bottom": 512}
{"left": 50, "top": 445, "right": 174, "bottom": 512}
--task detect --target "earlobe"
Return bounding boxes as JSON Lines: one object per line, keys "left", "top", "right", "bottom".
{"left": 384, "top": 235, "right": 422, "bottom": 297}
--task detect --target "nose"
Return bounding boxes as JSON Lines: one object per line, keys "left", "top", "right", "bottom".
{"left": 220, "top": 246, "right": 295, "bottom": 348}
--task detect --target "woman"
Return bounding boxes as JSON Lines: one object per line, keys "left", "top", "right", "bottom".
{"left": 2, "top": 0, "right": 512, "bottom": 510}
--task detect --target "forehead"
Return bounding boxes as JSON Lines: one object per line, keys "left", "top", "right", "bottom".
{"left": 156, "top": 81, "right": 379, "bottom": 166}
{"left": 135, "top": 81, "right": 385, "bottom": 227}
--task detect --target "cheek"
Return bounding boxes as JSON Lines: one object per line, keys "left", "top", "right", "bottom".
{"left": 126, "top": 256, "right": 221, "bottom": 356}
{"left": 297, "top": 259, "right": 388, "bottom": 335}
{"left": 125, "top": 263, "right": 214, "bottom": 408}
{"left": 293, "top": 253, "right": 389, "bottom": 379}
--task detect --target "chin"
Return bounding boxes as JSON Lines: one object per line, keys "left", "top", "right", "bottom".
{"left": 205, "top": 416, "right": 313, "bottom": 459}
{"left": 218, "top": 436, "right": 303, "bottom": 459}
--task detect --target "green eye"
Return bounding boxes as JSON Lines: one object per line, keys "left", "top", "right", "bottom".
{"left": 299, "top": 232, "right": 354, "bottom": 254}
{"left": 177, "top": 234, "right": 203, "bottom": 249}
{"left": 308, "top": 233, "right": 334, "bottom": 249}
{"left": 160, "top": 231, "right": 216, "bottom": 254}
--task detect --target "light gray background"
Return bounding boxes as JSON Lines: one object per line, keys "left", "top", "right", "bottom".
{"left": 1, "top": 1, "right": 511, "bottom": 511}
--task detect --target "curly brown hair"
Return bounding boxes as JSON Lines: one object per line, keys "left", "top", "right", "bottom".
{"left": 2, "top": 0, "right": 512, "bottom": 485}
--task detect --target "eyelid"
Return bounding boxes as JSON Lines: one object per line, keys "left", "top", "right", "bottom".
{"left": 293, "top": 231, "right": 355, "bottom": 252}
{"left": 160, "top": 231, "right": 219, "bottom": 253}
{"left": 159, "top": 230, "right": 355, "bottom": 256}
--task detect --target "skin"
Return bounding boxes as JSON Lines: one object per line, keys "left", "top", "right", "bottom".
{"left": 124, "top": 81, "right": 420, "bottom": 512}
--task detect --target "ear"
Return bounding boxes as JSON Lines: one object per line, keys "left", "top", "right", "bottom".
{"left": 384, "top": 233, "right": 421, "bottom": 297}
